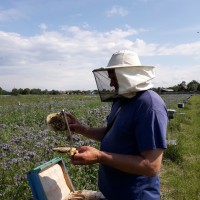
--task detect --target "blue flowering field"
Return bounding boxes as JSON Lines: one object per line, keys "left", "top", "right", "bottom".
{"left": 0, "top": 93, "right": 195, "bottom": 199}
{"left": 0, "top": 94, "right": 111, "bottom": 199}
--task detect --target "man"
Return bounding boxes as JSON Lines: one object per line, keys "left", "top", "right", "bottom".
{"left": 67, "top": 50, "right": 168, "bottom": 200}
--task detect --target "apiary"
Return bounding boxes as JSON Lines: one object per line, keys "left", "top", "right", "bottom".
{"left": 27, "top": 157, "right": 105, "bottom": 200}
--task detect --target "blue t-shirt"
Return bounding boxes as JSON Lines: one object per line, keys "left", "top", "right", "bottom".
{"left": 98, "top": 90, "right": 168, "bottom": 200}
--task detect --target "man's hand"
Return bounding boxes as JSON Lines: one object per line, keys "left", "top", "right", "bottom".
{"left": 66, "top": 113, "right": 88, "bottom": 134}
{"left": 66, "top": 113, "right": 107, "bottom": 141}
{"left": 71, "top": 146, "right": 101, "bottom": 165}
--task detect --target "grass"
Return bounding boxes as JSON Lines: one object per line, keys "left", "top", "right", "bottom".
{"left": 0, "top": 93, "right": 200, "bottom": 199}
{"left": 161, "top": 94, "right": 200, "bottom": 199}
{"left": 0, "top": 94, "right": 110, "bottom": 200}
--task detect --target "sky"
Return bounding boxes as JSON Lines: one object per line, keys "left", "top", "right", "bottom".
{"left": 0, "top": 0, "right": 200, "bottom": 91}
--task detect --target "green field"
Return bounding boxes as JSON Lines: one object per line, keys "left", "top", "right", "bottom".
{"left": 0, "top": 93, "right": 200, "bottom": 199}
{"left": 161, "top": 94, "right": 200, "bottom": 200}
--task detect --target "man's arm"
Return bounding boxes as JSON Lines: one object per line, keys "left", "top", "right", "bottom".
{"left": 72, "top": 147, "right": 163, "bottom": 177}
{"left": 99, "top": 148, "right": 163, "bottom": 176}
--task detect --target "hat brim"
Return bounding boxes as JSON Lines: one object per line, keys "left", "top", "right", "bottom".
{"left": 93, "top": 65, "right": 155, "bottom": 72}
{"left": 106, "top": 64, "right": 155, "bottom": 69}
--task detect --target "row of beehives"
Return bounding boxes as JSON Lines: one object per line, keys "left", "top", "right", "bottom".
{"left": 167, "top": 102, "right": 184, "bottom": 120}
{"left": 166, "top": 102, "right": 185, "bottom": 146}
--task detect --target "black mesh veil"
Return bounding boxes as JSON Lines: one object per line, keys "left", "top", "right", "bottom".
{"left": 92, "top": 68, "right": 118, "bottom": 102}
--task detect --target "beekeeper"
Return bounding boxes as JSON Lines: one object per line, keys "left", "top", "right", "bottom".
{"left": 67, "top": 50, "right": 168, "bottom": 200}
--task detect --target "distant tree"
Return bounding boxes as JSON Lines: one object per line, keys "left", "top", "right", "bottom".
{"left": 49, "top": 90, "right": 59, "bottom": 95}
{"left": 170, "top": 81, "right": 188, "bottom": 92}
{"left": 23, "top": 88, "right": 30, "bottom": 95}
{"left": 187, "top": 80, "right": 199, "bottom": 91}
{"left": 76, "top": 90, "right": 81, "bottom": 95}
{"left": 170, "top": 85, "right": 179, "bottom": 92}
{"left": 18, "top": 88, "right": 24, "bottom": 94}
{"left": 197, "top": 84, "right": 200, "bottom": 92}
{"left": 12, "top": 88, "right": 19, "bottom": 96}
{"left": 0, "top": 87, "right": 2, "bottom": 95}
{"left": 42, "top": 89, "right": 49, "bottom": 94}
{"left": 180, "top": 81, "right": 187, "bottom": 91}
{"left": 30, "top": 88, "right": 42, "bottom": 95}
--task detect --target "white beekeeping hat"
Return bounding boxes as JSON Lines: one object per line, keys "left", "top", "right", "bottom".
{"left": 93, "top": 50, "right": 155, "bottom": 102}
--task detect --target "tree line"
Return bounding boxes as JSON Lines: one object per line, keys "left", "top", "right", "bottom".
{"left": 0, "top": 87, "right": 98, "bottom": 95}
{"left": 155, "top": 80, "right": 200, "bottom": 93}
{"left": 0, "top": 80, "right": 200, "bottom": 96}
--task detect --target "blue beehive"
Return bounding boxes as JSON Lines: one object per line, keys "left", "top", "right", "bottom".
{"left": 178, "top": 103, "right": 184, "bottom": 108}
{"left": 27, "top": 157, "right": 75, "bottom": 200}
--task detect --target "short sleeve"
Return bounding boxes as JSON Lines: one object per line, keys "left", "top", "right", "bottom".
{"left": 135, "top": 109, "right": 167, "bottom": 152}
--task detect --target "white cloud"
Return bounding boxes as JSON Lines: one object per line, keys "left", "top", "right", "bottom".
{"left": 38, "top": 23, "right": 48, "bottom": 32}
{"left": 153, "top": 64, "right": 200, "bottom": 88}
{"left": 0, "top": 26, "right": 200, "bottom": 91}
{"left": 106, "top": 6, "right": 129, "bottom": 17}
